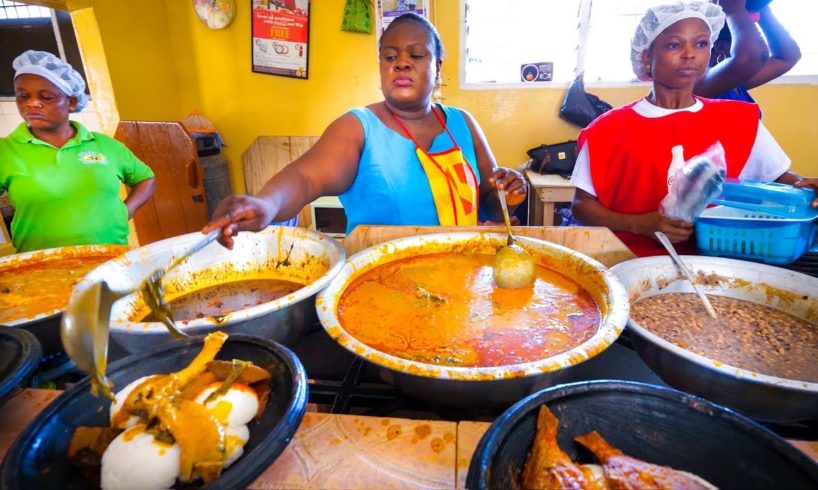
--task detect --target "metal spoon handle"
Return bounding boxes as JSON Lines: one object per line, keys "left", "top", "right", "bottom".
{"left": 166, "top": 229, "right": 221, "bottom": 273}
{"left": 497, "top": 189, "right": 514, "bottom": 246}
{"left": 655, "top": 232, "right": 718, "bottom": 319}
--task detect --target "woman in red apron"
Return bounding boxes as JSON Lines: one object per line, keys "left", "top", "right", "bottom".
{"left": 570, "top": 1, "right": 817, "bottom": 257}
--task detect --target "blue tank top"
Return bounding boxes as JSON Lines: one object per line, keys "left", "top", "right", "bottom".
{"left": 340, "top": 104, "right": 479, "bottom": 233}
{"left": 713, "top": 84, "right": 762, "bottom": 118}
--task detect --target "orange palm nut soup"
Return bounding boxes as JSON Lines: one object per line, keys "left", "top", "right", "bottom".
{"left": 0, "top": 248, "right": 127, "bottom": 323}
{"left": 337, "top": 252, "right": 600, "bottom": 367}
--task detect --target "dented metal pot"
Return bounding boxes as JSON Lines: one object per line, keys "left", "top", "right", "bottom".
{"left": 612, "top": 255, "right": 818, "bottom": 423}
{"left": 67, "top": 226, "right": 345, "bottom": 354}
{"left": 316, "top": 232, "right": 630, "bottom": 406}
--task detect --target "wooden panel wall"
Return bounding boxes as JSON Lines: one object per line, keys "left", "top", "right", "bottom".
{"left": 242, "top": 136, "right": 319, "bottom": 229}
{"left": 115, "top": 121, "right": 208, "bottom": 244}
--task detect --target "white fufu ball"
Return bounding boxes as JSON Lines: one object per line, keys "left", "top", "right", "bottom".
{"left": 101, "top": 426, "right": 180, "bottom": 489}
{"left": 195, "top": 383, "right": 259, "bottom": 426}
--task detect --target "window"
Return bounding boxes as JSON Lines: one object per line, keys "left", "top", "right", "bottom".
{"left": 0, "top": 0, "right": 87, "bottom": 97}
{"left": 462, "top": 0, "right": 818, "bottom": 87}
{"left": 462, "top": 0, "right": 582, "bottom": 85}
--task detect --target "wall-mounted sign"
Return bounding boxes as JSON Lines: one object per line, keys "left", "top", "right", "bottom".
{"left": 520, "top": 62, "right": 553, "bottom": 82}
{"left": 251, "top": 0, "right": 310, "bottom": 79}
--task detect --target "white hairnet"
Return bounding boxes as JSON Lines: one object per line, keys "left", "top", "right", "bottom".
{"left": 631, "top": 1, "right": 725, "bottom": 81}
{"left": 13, "top": 50, "right": 89, "bottom": 112}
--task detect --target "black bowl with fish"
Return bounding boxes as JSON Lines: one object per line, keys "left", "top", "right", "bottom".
{"left": 466, "top": 380, "right": 818, "bottom": 490}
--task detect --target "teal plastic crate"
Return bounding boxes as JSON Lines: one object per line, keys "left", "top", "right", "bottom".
{"left": 697, "top": 180, "right": 818, "bottom": 265}
{"left": 696, "top": 207, "right": 816, "bottom": 264}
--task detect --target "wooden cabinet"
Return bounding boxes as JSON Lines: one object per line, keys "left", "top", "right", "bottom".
{"left": 115, "top": 121, "right": 208, "bottom": 245}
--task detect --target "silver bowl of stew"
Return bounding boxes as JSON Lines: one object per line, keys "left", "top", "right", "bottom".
{"left": 0, "top": 244, "right": 130, "bottom": 358}
{"left": 612, "top": 255, "right": 818, "bottom": 423}
{"left": 69, "top": 226, "right": 345, "bottom": 354}
{"left": 316, "top": 232, "right": 630, "bottom": 406}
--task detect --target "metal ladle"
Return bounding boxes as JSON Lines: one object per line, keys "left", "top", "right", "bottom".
{"left": 61, "top": 229, "right": 220, "bottom": 398}
{"left": 655, "top": 231, "right": 718, "bottom": 319}
{"left": 493, "top": 189, "right": 537, "bottom": 289}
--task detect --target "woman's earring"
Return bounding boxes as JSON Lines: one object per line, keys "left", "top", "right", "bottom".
{"left": 716, "top": 53, "right": 726, "bottom": 64}
{"left": 645, "top": 64, "right": 651, "bottom": 77}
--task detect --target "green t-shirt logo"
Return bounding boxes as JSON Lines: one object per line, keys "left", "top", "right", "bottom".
{"left": 79, "top": 151, "right": 108, "bottom": 165}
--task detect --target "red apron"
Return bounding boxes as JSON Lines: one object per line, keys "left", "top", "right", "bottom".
{"left": 578, "top": 98, "right": 760, "bottom": 257}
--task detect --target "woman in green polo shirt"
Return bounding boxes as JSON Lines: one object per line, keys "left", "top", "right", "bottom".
{"left": 0, "top": 51, "right": 156, "bottom": 253}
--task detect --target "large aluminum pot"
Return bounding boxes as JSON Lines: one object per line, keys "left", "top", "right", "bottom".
{"left": 612, "top": 255, "right": 818, "bottom": 423}
{"left": 0, "top": 245, "right": 129, "bottom": 358}
{"left": 72, "top": 226, "right": 344, "bottom": 354}
{"left": 316, "top": 232, "right": 630, "bottom": 406}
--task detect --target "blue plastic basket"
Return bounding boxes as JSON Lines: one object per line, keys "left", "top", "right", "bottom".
{"left": 697, "top": 181, "right": 818, "bottom": 265}
{"left": 696, "top": 206, "right": 817, "bottom": 265}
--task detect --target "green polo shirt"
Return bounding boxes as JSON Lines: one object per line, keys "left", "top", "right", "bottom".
{"left": 0, "top": 122, "right": 154, "bottom": 252}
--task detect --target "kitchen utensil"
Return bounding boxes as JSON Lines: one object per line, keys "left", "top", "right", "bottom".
{"left": 493, "top": 189, "right": 536, "bottom": 289}
{"left": 61, "top": 230, "right": 219, "bottom": 398}
{"left": 655, "top": 231, "right": 717, "bottom": 319}
{"left": 140, "top": 228, "right": 221, "bottom": 338}
{"left": 66, "top": 226, "right": 345, "bottom": 357}
{"left": 612, "top": 255, "right": 818, "bottom": 422}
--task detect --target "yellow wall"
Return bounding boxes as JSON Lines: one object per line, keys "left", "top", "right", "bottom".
{"left": 84, "top": 0, "right": 815, "bottom": 192}
{"left": 87, "top": 0, "right": 183, "bottom": 121}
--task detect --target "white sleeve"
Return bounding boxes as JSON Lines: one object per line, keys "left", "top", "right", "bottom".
{"left": 738, "top": 121, "right": 791, "bottom": 182}
{"left": 570, "top": 142, "right": 596, "bottom": 196}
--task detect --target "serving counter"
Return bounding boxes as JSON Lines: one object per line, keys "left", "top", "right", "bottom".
{"left": 1, "top": 225, "right": 815, "bottom": 488}
{"left": 0, "top": 388, "right": 815, "bottom": 489}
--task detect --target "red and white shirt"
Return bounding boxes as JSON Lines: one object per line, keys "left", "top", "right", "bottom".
{"left": 571, "top": 97, "right": 790, "bottom": 257}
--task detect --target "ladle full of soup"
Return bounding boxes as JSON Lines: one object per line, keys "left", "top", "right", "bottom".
{"left": 337, "top": 252, "right": 600, "bottom": 367}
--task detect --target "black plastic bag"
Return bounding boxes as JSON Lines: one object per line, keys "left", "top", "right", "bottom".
{"left": 527, "top": 141, "right": 578, "bottom": 178}
{"left": 559, "top": 75, "right": 613, "bottom": 128}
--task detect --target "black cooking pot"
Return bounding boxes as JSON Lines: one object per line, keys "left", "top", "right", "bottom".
{"left": 0, "top": 334, "right": 308, "bottom": 489}
{"left": 467, "top": 380, "right": 818, "bottom": 490}
{"left": 0, "top": 326, "right": 41, "bottom": 405}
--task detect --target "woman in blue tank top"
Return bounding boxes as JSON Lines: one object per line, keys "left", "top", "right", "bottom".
{"left": 694, "top": 1, "right": 800, "bottom": 114}
{"left": 204, "top": 13, "right": 528, "bottom": 247}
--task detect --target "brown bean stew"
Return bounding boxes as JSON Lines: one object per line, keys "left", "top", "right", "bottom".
{"left": 631, "top": 293, "right": 818, "bottom": 382}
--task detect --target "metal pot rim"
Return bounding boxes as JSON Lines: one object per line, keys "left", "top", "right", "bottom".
{"left": 316, "top": 231, "right": 630, "bottom": 382}
{"left": 612, "top": 255, "right": 818, "bottom": 394}
{"left": 0, "top": 244, "right": 131, "bottom": 326}
{"left": 97, "top": 227, "right": 346, "bottom": 333}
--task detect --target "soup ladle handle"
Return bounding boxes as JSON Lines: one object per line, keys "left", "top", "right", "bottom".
{"left": 655, "top": 231, "right": 718, "bottom": 319}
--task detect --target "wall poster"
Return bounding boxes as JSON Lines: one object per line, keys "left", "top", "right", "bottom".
{"left": 375, "top": 0, "right": 430, "bottom": 38}
{"left": 251, "top": 0, "right": 310, "bottom": 79}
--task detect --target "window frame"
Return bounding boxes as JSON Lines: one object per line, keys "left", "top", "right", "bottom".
{"left": 0, "top": 3, "right": 86, "bottom": 101}
{"left": 458, "top": 0, "right": 818, "bottom": 90}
